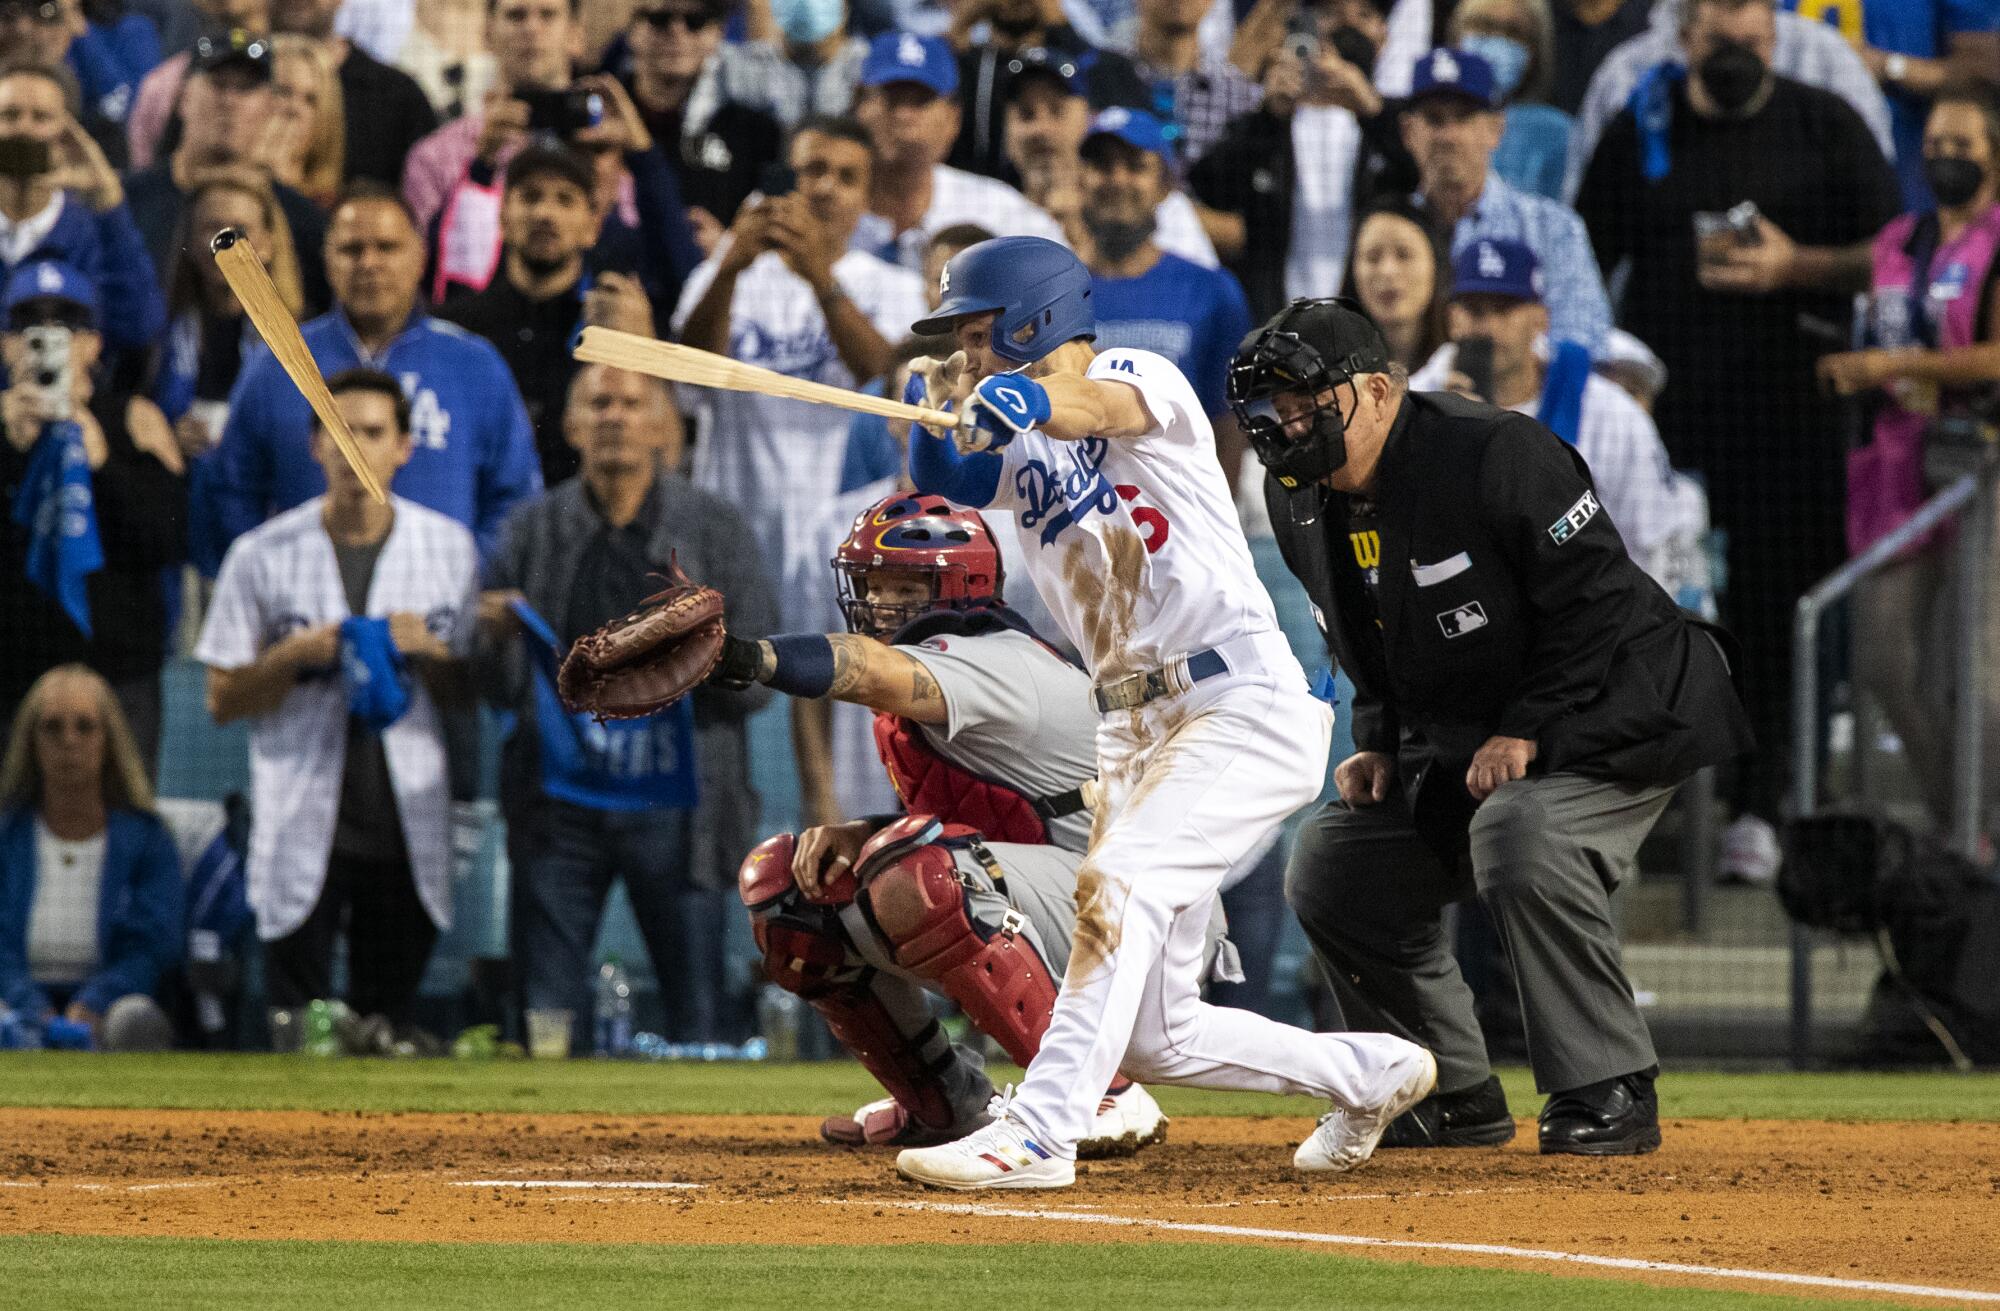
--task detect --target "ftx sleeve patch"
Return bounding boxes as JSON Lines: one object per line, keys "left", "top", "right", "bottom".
{"left": 1548, "top": 489, "right": 1601, "bottom": 545}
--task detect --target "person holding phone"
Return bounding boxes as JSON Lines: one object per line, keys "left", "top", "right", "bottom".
{"left": 0, "top": 62, "right": 165, "bottom": 359}
{"left": 1573, "top": 0, "right": 1901, "bottom": 885}
{"left": 674, "top": 114, "right": 926, "bottom": 830}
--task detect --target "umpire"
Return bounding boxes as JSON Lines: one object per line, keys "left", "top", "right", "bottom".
{"left": 1231, "top": 301, "right": 1750, "bottom": 1156}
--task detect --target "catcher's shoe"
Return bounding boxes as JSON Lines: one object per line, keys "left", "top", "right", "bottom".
{"left": 897, "top": 1090, "right": 1074, "bottom": 1191}
{"left": 1379, "top": 1074, "right": 1517, "bottom": 1149}
{"left": 1294, "top": 1046, "right": 1437, "bottom": 1174}
{"left": 1078, "top": 1083, "right": 1167, "bottom": 1159}
{"left": 821, "top": 1097, "right": 970, "bottom": 1149}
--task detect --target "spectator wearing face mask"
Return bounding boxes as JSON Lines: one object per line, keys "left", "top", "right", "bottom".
{"left": 1450, "top": 0, "right": 1573, "bottom": 201}
{"left": 763, "top": 0, "right": 870, "bottom": 121}
{"left": 1815, "top": 82, "right": 2000, "bottom": 843}
{"left": 1002, "top": 50, "right": 1214, "bottom": 265}
{"left": 1189, "top": 0, "right": 1415, "bottom": 320}
{"left": 1575, "top": 0, "right": 1902, "bottom": 885}
{"left": 1563, "top": 0, "right": 1895, "bottom": 203}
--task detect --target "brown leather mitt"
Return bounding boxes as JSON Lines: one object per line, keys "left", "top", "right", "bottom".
{"left": 557, "top": 554, "right": 725, "bottom": 720}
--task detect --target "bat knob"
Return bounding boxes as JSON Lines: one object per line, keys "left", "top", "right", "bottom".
{"left": 209, "top": 228, "right": 245, "bottom": 255}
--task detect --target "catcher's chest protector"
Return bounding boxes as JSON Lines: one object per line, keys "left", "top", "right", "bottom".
{"left": 872, "top": 712, "right": 1050, "bottom": 845}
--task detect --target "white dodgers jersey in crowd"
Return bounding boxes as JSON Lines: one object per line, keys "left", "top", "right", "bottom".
{"left": 988, "top": 348, "right": 1280, "bottom": 680}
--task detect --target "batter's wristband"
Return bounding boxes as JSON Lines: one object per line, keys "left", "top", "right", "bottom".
{"left": 765, "top": 634, "right": 838, "bottom": 698}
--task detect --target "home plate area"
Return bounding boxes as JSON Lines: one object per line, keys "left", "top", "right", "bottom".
{"left": 3, "top": 1109, "right": 1997, "bottom": 1304}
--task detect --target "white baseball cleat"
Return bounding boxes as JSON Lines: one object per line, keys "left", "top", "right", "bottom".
{"left": 1294, "top": 1046, "right": 1439, "bottom": 1174}
{"left": 896, "top": 1089, "right": 1075, "bottom": 1191}
{"left": 1078, "top": 1083, "right": 1168, "bottom": 1159}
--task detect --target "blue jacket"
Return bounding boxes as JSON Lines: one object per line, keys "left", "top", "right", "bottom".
{"left": 2, "top": 195, "right": 167, "bottom": 354}
{"left": 0, "top": 807, "right": 184, "bottom": 1017}
{"left": 189, "top": 308, "right": 543, "bottom": 574}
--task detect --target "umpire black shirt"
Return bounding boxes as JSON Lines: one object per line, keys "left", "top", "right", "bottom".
{"left": 1265, "top": 390, "right": 1752, "bottom": 796}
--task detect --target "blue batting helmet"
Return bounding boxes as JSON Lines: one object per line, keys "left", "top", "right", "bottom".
{"left": 911, "top": 236, "right": 1094, "bottom": 365}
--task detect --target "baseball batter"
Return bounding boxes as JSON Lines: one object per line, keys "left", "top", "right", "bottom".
{"left": 717, "top": 493, "right": 1226, "bottom": 1156}
{"left": 891, "top": 237, "right": 1435, "bottom": 1190}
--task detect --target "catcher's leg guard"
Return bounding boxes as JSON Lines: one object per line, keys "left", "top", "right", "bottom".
{"left": 738, "top": 833, "right": 961, "bottom": 1134}
{"left": 856, "top": 821, "right": 1061, "bottom": 1069}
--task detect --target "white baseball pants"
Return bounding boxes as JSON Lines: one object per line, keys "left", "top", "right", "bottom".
{"left": 1008, "top": 633, "right": 1426, "bottom": 1156}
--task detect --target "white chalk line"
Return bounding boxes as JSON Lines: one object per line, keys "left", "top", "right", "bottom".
{"left": 452, "top": 1179, "right": 704, "bottom": 1191}
{"left": 865, "top": 1199, "right": 2000, "bottom": 1305}
{"left": 0, "top": 1179, "right": 220, "bottom": 1193}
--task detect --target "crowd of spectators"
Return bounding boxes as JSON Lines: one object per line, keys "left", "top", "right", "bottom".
{"left": 0, "top": 0, "right": 1994, "bottom": 1050}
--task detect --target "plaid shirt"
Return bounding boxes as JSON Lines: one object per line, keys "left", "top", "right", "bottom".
{"left": 1146, "top": 54, "right": 1263, "bottom": 170}
{"left": 1430, "top": 171, "right": 1613, "bottom": 353}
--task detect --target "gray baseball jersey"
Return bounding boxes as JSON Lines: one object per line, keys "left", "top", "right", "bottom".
{"left": 901, "top": 628, "right": 1098, "bottom": 854}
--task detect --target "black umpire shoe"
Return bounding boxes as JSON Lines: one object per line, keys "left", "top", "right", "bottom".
{"left": 1379, "top": 1074, "right": 1517, "bottom": 1148}
{"left": 1537, "top": 1067, "right": 1661, "bottom": 1156}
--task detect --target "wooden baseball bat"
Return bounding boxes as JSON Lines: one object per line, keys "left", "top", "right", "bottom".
{"left": 572, "top": 326, "right": 965, "bottom": 431}
{"left": 210, "top": 228, "right": 387, "bottom": 504}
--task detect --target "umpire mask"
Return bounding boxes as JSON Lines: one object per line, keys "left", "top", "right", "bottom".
{"left": 1228, "top": 299, "right": 1391, "bottom": 489}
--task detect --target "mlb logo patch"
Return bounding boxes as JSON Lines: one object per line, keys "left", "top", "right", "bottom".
{"left": 1437, "top": 602, "right": 1489, "bottom": 639}
{"left": 1548, "top": 490, "right": 1600, "bottom": 546}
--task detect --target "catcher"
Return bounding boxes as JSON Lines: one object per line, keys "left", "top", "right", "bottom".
{"left": 561, "top": 493, "right": 1234, "bottom": 1154}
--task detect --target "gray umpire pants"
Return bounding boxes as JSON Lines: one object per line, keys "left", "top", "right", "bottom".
{"left": 1285, "top": 771, "right": 1674, "bottom": 1096}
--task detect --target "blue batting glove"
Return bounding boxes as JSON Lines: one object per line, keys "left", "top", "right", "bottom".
{"left": 964, "top": 374, "right": 1052, "bottom": 450}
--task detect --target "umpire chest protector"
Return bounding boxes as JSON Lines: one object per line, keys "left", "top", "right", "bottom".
{"left": 871, "top": 607, "right": 1089, "bottom": 845}
{"left": 1266, "top": 390, "right": 1749, "bottom": 785}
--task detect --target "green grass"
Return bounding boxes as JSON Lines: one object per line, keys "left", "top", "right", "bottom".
{"left": 0, "top": 1237, "right": 1922, "bottom": 1310}
{"left": 0, "top": 1052, "right": 1996, "bottom": 1120}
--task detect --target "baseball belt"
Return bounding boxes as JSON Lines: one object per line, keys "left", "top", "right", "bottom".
{"left": 1091, "top": 647, "right": 1229, "bottom": 713}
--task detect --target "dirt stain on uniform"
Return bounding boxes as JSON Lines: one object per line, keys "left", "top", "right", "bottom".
{"left": 1066, "top": 860, "right": 1121, "bottom": 989}
{"left": 1063, "top": 527, "right": 1147, "bottom": 683}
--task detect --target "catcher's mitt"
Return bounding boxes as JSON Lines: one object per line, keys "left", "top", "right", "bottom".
{"left": 557, "top": 554, "right": 725, "bottom": 719}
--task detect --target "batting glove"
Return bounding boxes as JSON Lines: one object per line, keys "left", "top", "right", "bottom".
{"left": 961, "top": 373, "right": 1051, "bottom": 453}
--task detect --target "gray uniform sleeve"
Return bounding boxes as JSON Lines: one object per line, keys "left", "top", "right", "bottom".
{"left": 902, "top": 632, "right": 1050, "bottom": 746}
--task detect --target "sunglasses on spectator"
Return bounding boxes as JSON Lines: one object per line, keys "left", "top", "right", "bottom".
{"left": 8, "top": 303, "right": 95, "bottom": 333}
{"left": 636, "top": 7, "right": 717, "bottom": 31}
{"left": 36, "top": 715, "right": 102, "bottom": 737}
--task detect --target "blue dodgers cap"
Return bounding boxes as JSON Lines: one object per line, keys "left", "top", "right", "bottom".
{"left": 2, "top": 259, "right": 100, "bottom": 327}
{"left": 1080, "top": 106, "right": 1176, "bottom": 164}
{"left": 861, "top": 32, "right": 959, "bottom": 97}
{"left": 1451, "top": 238, "right": 1544, "bottom": 302}
{"left": 1410, "top": 47, "right": 1500, "bottom": 109}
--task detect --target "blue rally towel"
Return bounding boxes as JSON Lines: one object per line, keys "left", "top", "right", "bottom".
{"left": 11, "top": 420, "right": 103, "bottom": 637}
{"left": 511, "top": 597, "right": 699, "bottom": 812}
{"left": 1631, "top": 61, "right": 1687, "bottom": 184}
{"left": 1536, "top": 339, "right": 1593, "bottom": 447}
{"left": 339, "top": 616, "right": 413, "bottom": 731}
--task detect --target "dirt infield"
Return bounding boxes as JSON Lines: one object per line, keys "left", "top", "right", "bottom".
{"left": 3, "top": 1109, "right": 1997, "bottom": 1303}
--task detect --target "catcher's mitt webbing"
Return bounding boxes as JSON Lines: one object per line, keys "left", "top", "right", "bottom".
{"left": 557, "top": 553, "right": 725, "bottom": 719}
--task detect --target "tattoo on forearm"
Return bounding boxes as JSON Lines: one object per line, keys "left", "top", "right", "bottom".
{"left": 828, "top": 634, "right": 866, "bottom": 696}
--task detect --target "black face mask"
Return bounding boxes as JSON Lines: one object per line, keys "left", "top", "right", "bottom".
{"left": 1925, "top": 155, "right": 1987, "bottom": 208}
{"left": 1085, "top": 212, "right": 1158, "bottom": 263}
{"left": 1696, "top": 41, "right": 1767, "bottom": 114}
{"left": 1328, "top": 24, "right": 1378, "bottom": 72}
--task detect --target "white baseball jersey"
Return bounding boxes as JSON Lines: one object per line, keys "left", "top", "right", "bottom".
{"left": 1153, "top": 192, "right": 1218, "bottom": 269}
{"left": 850, "top": 164, "right": 1067, "bottom": 274}
{"left": 902, "top": 628, "right": 1099, "bottom": 852}
{"left": 672, "top": 243, "right": 926, "bottom": 631}
{"left": 986, "top": 348, "right": 1282, "bottom": 681}
{"left": 194, "top": 497, "right": 479, "bottom": 940}
{"left": 1411, "top": 343, "right": 1685, "bottom": 566}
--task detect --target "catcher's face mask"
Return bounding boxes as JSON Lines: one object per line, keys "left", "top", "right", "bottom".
{"left": 1227, "top": 328, "right": 1366, "bottom": 490}
{"left": 836, "top": 566, "right": 950, "bottom": 638}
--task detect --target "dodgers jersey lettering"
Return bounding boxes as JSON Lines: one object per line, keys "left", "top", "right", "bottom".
{"left": 987, "top": 348, "right": 1280, "bottom": 680}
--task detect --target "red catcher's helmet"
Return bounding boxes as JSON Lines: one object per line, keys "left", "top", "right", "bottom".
{"left": 833, "top": 493, "right": 1004, "bottom": 637}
